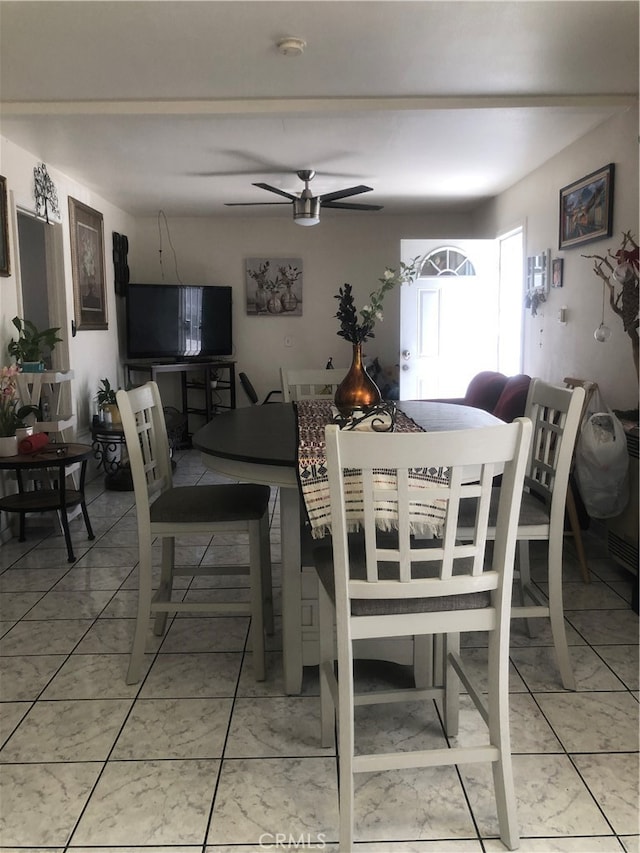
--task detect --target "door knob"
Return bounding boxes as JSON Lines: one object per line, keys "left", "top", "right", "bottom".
{"left": 401, "top": 350, "right": 411, "bottom": 360}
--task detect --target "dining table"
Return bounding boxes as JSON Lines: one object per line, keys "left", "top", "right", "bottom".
{"left": 193, "top": 400, "right": 503, "bottom": 694}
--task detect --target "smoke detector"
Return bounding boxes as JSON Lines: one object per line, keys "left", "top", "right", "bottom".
{"left": 277, "top": 37, "right": 306, "bottom": 57}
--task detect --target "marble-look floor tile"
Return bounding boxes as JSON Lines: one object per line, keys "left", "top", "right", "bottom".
{"left": 350, "top": 765, "right": 477, "bottom": 843}
{"left": 71, "top": 759, "right": 219, "bottom": 845}
{"left": 53, "top": 564, "right": 134, "bottom": 590}
{"left": 23, "top": 589, "right": 115, "bottom": 620}
{"left": 566, "top": 610, "right": 640, "bottom": 645}
{"left": 534, "top": 691, "right": 639, "bottom": 752}
{"left": 11, "top": 548, "right": 75, "bottom": 569}
{"left": 73, "top": 616, "right": 164, "bottom": 654}
{"left": 594, "top": 644, "right": 640, "bottom": 690}
{"left": 460, "top": 753, "right": 611, "bottom": 839}
{"left": 457, "top": 647, "right": 528, "bottom": 693}
{"left": 139, "top": 652, "right": 242, "bottom": 698}
{"left": 508, "top": 617, "right": 586, "bottom": 647}
{"left": 0, "top": 698, "right": 132, "bottom": 761}
{"left": 159, "top": 616, "right": 249, "bottom": 653}
{"left": 573, "top": 753, "right": 640, "bottom": 835}
{"left": 226, "top": 696, "right": 334, "bottom": 757}
{"left": 0, "top": 762, "right": 101, "bottom": 846}
{"left": 0, "top": 618, "right": 93, "bottom": 655}
{"left": 41, "top": 653, "right": 152, "bottom": 700}
{"left": 483, "top": 837, "right": 624, "bottom": 851}
{"left": 536, "top": 581, "right": 630, "bottom": 610}
{"left": 112, "top": 697, "right": 233, "bottom": 759}
{"left": 620, "top": 835, "right": 640, "bottom": 853}
{"left": 236, "top": 650, "right": 315, "bottom": 698}
{"left": 0, "top": 566, "right": 70, "bottom": 591}
{"left": 207, "top": 757, "right": 338, "bottom": 845}
{"left": 452, "top": 693, "right": 562, "bottom": 754}
{"left": 0, "top": 701, "right": 31, "bottom": 744}
{"left": 0, "top": 590, "right": 43, "bottom": 620}
{"left": 0, "top": 654, "right": 66, "bottom": 700}
{"left": 94, "top": 527, "right": 140, "bottom": 547}
{"left": 510, "top": 644, "right": 627, "bottom": 692}
{"left": 72, "top": 546, "right": 140, "bottom": 569}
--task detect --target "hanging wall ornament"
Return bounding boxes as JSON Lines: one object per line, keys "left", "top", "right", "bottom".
{"left": 33, "top": 163, "right": 61, "bottom": 223}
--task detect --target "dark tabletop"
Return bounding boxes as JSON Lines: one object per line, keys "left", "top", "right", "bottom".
{"left": 0, "top": 442, "right": 94, "bottom": 470}
{"left": 192, "top": 401, "right": 501, "bottom": 470}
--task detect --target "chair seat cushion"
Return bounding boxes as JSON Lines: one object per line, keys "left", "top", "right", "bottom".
{"left": 313, "top": 542, "right": 491, "bottom": 617}
{"left": 150, "top": 483, "right": 271, "bottom": 523}
{"left": 458, "top": 487, "right": 550, "bottom": 530}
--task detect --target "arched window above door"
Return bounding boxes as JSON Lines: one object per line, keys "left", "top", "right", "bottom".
{"left": 420, "top": 247, "right": 476, "bottom": 277}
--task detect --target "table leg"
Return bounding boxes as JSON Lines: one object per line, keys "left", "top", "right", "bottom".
{"left": 280, "top": 486, "right": 302, "bottom": 695}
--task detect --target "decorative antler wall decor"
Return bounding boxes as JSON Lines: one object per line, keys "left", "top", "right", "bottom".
{"left": 582, "top": 230, "right": 639, "bottom": 379}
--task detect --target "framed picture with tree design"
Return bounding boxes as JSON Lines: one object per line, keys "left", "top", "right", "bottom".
{"left": 69, "top": 197, "right": 108, "bottom": 330}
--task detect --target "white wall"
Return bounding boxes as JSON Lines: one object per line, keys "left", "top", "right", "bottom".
{"left": 480, "top": 107, "right": 639, "bottom": 411}
{"left": 131, "top": 211, "right": 478, "bottom": 405}
{"left": 0, "top": 135, "right": 137, "bottom": 433}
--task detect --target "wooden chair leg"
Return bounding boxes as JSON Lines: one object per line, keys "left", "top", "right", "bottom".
{"left": 566, "top": 483, "right": 591, "bottom": 584}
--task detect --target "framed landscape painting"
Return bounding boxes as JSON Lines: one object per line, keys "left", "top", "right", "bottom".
{"left": 69, "top": 197, "right": 108, "bottom": 330}
{"left": 559, "top": 163, "right": 614, "bottom": 250}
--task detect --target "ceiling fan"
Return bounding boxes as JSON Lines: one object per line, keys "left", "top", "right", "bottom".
{"left": 225, "top": 169, "right": 383, "bottom": 226}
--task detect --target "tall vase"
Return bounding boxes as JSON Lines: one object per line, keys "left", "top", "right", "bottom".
{"left": 334, "top": 342, "right": 382, "bottom": 417}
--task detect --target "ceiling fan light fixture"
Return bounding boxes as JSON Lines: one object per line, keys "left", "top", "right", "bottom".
{"left": 293, "top": 196, "right": 320, "bottom": 226}
{"left": 277, "top": 37, "right": 306, "bottom": 57}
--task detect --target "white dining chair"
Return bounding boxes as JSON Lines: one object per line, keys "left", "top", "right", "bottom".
{"left": 457, "top": 378, "right": 585, "bottom": 690}
{"left": 116, "top": 381, "right": 273, "bottom": 684}
{"left": 280, "top": 367, "right": 346, "bottom": 402}
{"left": 312, "top": 418, "right": 532, "bottom": 851}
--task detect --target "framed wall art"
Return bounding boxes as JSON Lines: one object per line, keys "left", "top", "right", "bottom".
{"left": 246, "top": 257, "right": 303, "bottom": 316}
{"left": 559, "top": 163, "right": 614, "bottom": 250}
{"left": 0, "top": 175, "right": 10, "bottom": 277}
{"left": 551, "top": 257, "right": 564, "bottom": 288}
{"left": 69, "top": 197, "right": 108, "bottom": 330}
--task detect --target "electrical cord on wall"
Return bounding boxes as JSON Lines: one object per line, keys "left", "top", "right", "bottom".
{"left": 157, "top": 210, "right": 183, "bottom": 284}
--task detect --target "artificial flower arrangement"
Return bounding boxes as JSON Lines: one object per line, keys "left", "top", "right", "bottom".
{"left": 334, "top": 258, "right": 421, "bottom": 344}
{"left": 0, "top": 365, "right": 40, "bottom": 437}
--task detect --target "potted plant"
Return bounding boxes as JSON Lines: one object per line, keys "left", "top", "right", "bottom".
{"left": 96, "top": 378, "right": 121, "bottom": 424}
{"left": 7, "top": 316, "right": 63, "bottom": 372}
{"left": 0, "top": 365, "right": 40, "bottom": 455}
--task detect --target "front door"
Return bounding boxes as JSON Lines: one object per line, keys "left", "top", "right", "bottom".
{"left": 400, "top": 239, "right": 502, "bottom": 400}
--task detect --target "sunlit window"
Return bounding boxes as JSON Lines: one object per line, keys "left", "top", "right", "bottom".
{"left": 420, "top": 248, "right": 476, "bottom": 277}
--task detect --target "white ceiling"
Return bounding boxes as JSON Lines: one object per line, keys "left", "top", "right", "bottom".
{"left": 1, "top": 1, "right": 637, "bottom": 219}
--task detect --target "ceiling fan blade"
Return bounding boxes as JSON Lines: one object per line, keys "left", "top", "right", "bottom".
{"left": 319, "top": 185, "right": 374, "bottom": 203}
{"left": 224, "top": 202, "right": 291, "bottom": 206}
{"left": 253, "top": 182, "right": 298, "bottom": 201}
{"left": 321, "top": 201, "right": 384, "bottom": 211}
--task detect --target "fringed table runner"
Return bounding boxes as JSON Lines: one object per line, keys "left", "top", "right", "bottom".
{"left": 295, "top": 399, "right": 449, "bottom": 539}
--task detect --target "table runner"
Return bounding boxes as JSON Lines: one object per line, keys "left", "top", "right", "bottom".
{"left": 295, "top": 400, "right": 449, "bottom": 539}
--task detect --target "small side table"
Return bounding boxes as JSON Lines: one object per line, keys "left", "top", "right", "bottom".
{"left": 0, "top": 442, "right": 95, "bottom": 562}
{"left": 91, "top": 420, "right": 132, "bottom": 490}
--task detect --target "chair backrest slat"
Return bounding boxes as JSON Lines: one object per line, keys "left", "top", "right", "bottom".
{"left": 280, "top": 367, "right": 347, "bottom": 402}
{"left": 116, "top": 382, "right": 173, "bottom": 526}
{"left": 324, "top": 420, "right": 532, "bottom": 611}
{"left": 523, "top": 380, "right": 585, "bottom": 515}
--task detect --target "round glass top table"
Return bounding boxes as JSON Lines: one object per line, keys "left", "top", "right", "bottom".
{"left": 0, "top": 442, "right": 95, "bottom": 562}
{"left": 193, "top": 401, "right": 502, "bottom": 694}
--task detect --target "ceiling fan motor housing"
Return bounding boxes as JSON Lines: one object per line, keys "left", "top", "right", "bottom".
{"left": 293, "top": 196, "right": 321, "bottom": 225}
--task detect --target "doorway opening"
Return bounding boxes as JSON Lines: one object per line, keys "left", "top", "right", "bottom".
{"left": 400, "top": 231, "right": 523, "bottom": 399}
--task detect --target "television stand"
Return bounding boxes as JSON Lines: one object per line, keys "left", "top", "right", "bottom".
{"left": 124, "top": 360, "right": 236, "bottom": 441}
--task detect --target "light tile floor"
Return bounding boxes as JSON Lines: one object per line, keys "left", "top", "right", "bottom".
{"left": 0, "top": 448, "right": 638, "bottom": 852}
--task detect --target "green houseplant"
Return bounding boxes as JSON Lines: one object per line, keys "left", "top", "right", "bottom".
{"left": 96, "top": 378, "right": 120, "bottom": 424}
{"left": 0, "top": 365, "right": 40, "bottom": 442}
{"left": 7, "top": 316, "right": 63, "bottom": 372}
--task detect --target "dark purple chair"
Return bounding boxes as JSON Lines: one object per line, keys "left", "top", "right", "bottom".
{"left": 492, "top": 374, "right": 532, "bottom": 423}
{"left": 426, "top": 371, "right": 508, "bottom": 413}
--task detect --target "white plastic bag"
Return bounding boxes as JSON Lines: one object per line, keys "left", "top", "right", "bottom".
{"left": 574, "top": 387, "right": 629, "bottom": 519}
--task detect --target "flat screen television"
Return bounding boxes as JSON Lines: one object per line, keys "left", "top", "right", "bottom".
{"left": 125, "top": 283, "right": 233, "bottom": 360}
